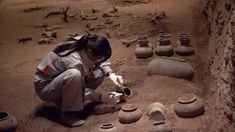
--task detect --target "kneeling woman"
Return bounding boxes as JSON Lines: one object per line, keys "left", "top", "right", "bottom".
{"left": 34, "top": 34, "right": 124, "bottom": 127}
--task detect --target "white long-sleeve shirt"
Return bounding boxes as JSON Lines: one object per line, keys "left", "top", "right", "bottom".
{"left": 34, "top": 41, "right": 112, "bottom": 83}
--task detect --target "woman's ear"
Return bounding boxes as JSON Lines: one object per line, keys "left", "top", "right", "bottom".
{"left": 87, "top": 49, "right": 93, "bottom": 57}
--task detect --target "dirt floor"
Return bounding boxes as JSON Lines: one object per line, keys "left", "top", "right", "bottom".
{"left": 0, "top": 0, "right": 213, "bottom": 131}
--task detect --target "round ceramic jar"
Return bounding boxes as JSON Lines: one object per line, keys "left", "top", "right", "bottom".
{"left": 155, "top": 38, "right": 174, "bottom": 57}
{"left": 146, "top": 102, "right": 165, "bottom": 121}
{"left": 174, "top": 93, "right": 205, "bottom": 118}
{"left": 135, "top": 40, "right": 153, "bottom": 59}
{"left": 148, "top": 121, "right": 173, "bottom": 132}
{"left": 98, "top": 123, "right": 117, "bottom": 132}
{"left": 175, "top": 36, "right": 194, "bottom": 56}
{"left": 118, "top": 104, "right": 142, "bottom": 123}
{"left": 0, "top": 112, "right": 18, "bottom": 132}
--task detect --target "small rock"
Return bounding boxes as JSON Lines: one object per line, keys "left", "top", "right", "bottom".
{"left": 18, "top": 37, "right": 32, "bottom": 43}
{"left": 38, "top": 38, "right": 52, "bottom": 44}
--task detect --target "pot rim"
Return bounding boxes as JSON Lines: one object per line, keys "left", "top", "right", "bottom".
{"left": 122, "top": 104, "right": 137, "bottom": 112}
{"left": 100, "top": 123, "right": 114, "bottom": 129}
{"left": 0, "top": 112, "right": 9, "bottom": 121}
{"left": 123, "top": 87, "right": 132, "bottom": 97}
{"left": 178, "top": 93, "right": 197, "bottom": 104}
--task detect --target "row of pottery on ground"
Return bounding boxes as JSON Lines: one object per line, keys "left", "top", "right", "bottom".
{"left": 174, "top": 93, "right": 205, "bottom": 118}
{"left": 134, "top": 33, "right": 194, "bottom": 59}
{"left": 0, "top": 112, "right": 18, "bottom": 132}
{"left": 98, "top": 94, "right": 204, "bottom": 132}
{"left": 147, "top": 93, "right": 205, "bottom": 119}
{"left": 97, "top": 104, "right": 142, "bottom": 132}
{"left": 148, "top": 57, "right": 194, "bottom": 80}
{"left": 155, "top": 32, "right": 194, "bottom": 56}
{"left": 98, "top": 121, "right": 172, "bottom": 132}
{"left": 98, "top": 103, "right": 172, "bottom": 132}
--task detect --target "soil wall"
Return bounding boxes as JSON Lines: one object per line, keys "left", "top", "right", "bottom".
{"left": 204, "top": 0, "right": 235, "bottom": 131}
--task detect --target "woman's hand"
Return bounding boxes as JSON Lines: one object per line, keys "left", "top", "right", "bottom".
{"left": 108, "top": 73, "right": 124, "bottom": 88}
{"left": 102, "top": 92, "right": 123, "bottom": 104}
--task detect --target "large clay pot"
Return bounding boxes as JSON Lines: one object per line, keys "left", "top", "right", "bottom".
{"left": 135, "top": 40, "right": 153, "bottom": 59}
{"left": 98, "top": 123, "right": 118, "bottom": 132}
{"left": 148, "top": 121, "right": 173, "bottom": 132}
{"left": 146, "top": 102, "right": 165, "bottom": 121}
{"left": 0, "top": 112, "right": 18, "bottom": 132}
{"left": 118, "top": 104, "right": 142, "bottom": 123}
{"left": 148, "top": 57, "right": 194, "bottom": 80}
{"left": 155, "top": 38, "right": 174, "bottom": 57}
{"left": 175, "top": 36, "right": 194, "bottom": 56}
{"left": 174, "top": 93, "right": 205, "bottom": 118}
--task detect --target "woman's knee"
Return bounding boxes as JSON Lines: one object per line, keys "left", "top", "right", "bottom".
{"left": 66, "top": 69, "right": 82, "bottom": 80}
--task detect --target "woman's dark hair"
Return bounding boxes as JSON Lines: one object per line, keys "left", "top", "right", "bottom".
{"left": 53, "top": 34, "right": 112, "bottom": 62}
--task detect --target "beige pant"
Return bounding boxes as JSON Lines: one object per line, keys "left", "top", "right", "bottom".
{"left": 34, "top": 68, "right": 105, "bottom": 112}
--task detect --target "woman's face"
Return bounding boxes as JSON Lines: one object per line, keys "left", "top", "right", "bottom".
{"left": 86, "top": 49, "right": 104, "bottom": 63}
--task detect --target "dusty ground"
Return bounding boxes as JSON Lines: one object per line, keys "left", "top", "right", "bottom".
{"left": 0, "top": 0, "right": 213, "bottom": 131}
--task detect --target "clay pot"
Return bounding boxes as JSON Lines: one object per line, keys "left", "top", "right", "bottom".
{"left": 155, "top": 38, "right": 174, "bottom": 56}
{"left": 135, "top": 40, "right": 153, "bottom": 59}
{"left": 118, "top": 104, "right": 142, "bottom": 123}
{"left": 116, "top": 86, "right": 132, "bottom": 97}
{"left": 148, "top": 57, "right": 194, "bottom": 80}
{"left": 175, "top": 35, "right": 194, "bottom": 56}
{"left": 146, "top": 102, "right": 165, "bottom": 121}
{"left": 98, "top": 123, "right": 117, "bottom": 132}
{"left": 0, "top": 112, "right": 18, "bottom": 132}
{"left": 174, "top": 93, "right": 205, "bottom": 118}
{"left": 148, "top": 121, "right": 173, "bottom": 132}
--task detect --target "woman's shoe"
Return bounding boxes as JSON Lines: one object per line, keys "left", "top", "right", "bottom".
{"left": 60, "top": 112, "right": 85, "bottom": 127}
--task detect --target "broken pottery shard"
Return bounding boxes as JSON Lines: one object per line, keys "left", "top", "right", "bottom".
{"left": 148, "top": 57, "right": 194, "bottom": 80}
{"left": 146, "top": 102, "right": 165, "bottom": 121}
